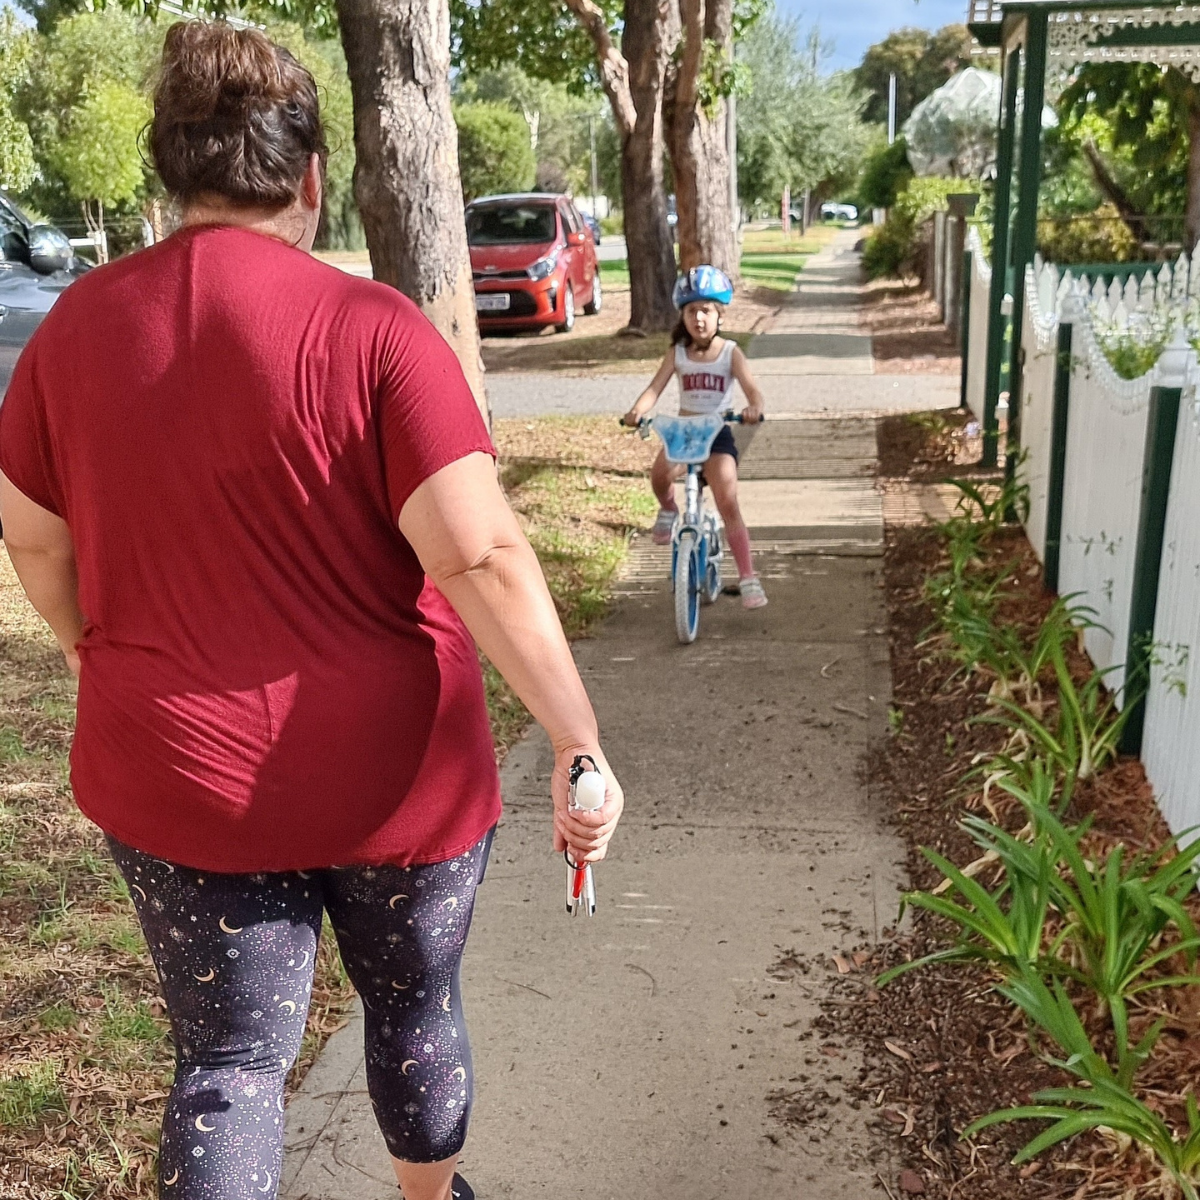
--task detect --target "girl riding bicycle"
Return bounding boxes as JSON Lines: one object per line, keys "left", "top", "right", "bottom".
{"left": 622, "top": 265, "right": 768, "bottom": 609}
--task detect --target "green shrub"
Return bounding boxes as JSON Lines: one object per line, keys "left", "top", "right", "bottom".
{"left": 453, "top": 101, "right": 535, "bottom": 203}
{"left": 1037, "top": 202, "right": 1139, "bottom": 266}
{"left": 862, "top": 175, "right": 981, "bottom": 280}
{"left": 857, "top": 136, "right": 913, "bottom": 211}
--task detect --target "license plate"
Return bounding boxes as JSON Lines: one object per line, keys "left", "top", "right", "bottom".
{"left": 476, "top": 293, "right": 511, "bottom": 312}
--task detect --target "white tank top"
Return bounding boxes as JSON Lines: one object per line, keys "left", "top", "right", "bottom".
{"left": 675, "top": 340, "right": 736, "bottom": 415}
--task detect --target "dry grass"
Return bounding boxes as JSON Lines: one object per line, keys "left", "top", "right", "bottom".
{"left": 0, "top": 416, "right": 652, "bottom": 1196}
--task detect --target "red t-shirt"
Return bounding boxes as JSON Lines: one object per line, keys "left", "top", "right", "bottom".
{"left": 0, "top": 225, "right": 501, "bottom": 872}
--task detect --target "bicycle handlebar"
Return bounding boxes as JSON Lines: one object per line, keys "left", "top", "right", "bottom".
{"left": 618, "top": 410, "right": 763, "bottom": 429}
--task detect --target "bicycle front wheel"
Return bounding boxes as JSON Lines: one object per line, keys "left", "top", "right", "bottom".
{"left": 674, "top": 531, "right": 701, "bottom": 643}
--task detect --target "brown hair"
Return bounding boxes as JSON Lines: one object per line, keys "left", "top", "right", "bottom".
{"left": 150, "top": 21, "right": 327, "bottom": 209}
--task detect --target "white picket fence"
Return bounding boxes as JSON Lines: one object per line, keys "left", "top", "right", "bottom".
{"left": 1017, "top": 255, "right": 1200, "bottom": 837}
{"left": 964, "top": 226, "right": 991, "bottom": 422}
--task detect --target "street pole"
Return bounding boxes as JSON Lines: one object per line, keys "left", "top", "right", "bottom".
{"left": 589, "top": 116, "right": 599, "bottom": 218}
{"left": 887, "top": 72, "right": 897, "bottom": 145}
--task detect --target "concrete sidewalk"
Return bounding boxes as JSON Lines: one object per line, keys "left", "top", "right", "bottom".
{"left": 281, "top": 233, "right": 910, "bottom": 1200}
{"left": 489, "top": 229, "right": 960, "bottom": 418}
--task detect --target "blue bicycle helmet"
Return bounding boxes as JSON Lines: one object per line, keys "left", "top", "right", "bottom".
{"left": 673, "top": 264, "right": 734, "bottom": 309}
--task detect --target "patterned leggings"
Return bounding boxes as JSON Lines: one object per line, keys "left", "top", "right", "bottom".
{"left": 107, "top": 830, "right": 493, "bottom": 1199}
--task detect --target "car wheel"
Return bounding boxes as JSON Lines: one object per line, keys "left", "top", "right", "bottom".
{"left": 556, "top": 284, "right": 575, "bottom": 333}
{"left": 583, "top": 272, "right": 602, "bottom": 316}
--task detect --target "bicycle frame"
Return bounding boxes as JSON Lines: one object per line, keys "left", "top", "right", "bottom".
{"left": 637, "top": 412, "right": 736, "bottom": 642}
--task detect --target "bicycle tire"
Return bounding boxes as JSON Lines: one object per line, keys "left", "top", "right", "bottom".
{"left": 674, "top": 531, "right": 700, "bottom": 643}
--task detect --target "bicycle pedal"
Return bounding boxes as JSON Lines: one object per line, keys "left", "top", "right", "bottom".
{"left": 721, "top": 584, "right": 740, "bottom": 597}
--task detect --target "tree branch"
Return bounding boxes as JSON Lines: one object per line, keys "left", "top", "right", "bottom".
{"left": 561, "top": 0, "right": 638, "bottom": 135}
{"left": 675, "top": 0, "right": 704, "bottom": 115}
{"left": 1081, "top": 139, "right": 1153, "bottom": 245}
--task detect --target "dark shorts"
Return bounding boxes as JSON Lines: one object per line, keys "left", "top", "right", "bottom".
{"left": 708, "top": 424, "right": 738, "bottom": 462}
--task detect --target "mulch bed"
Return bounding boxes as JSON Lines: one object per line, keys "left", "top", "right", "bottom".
{"left": 861, "top": 279, "right": 962, "bottom": 376}
{"left": 768, "top": 420, "right": 1200, "bottom": 1199}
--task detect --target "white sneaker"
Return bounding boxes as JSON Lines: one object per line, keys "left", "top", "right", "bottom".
{"left": 651, "top": 508, "right": 677, "bottom": 545}
{"left": 740, "top": 577, "right": 768, "bottom": 609}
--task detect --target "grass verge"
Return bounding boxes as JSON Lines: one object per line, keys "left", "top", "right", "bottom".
{"left": 0, "top": 416, "right": 652, "bottom": 1197}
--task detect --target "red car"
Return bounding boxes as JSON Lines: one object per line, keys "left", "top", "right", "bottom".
{"left": 467, "top": 193, "right": 601, "bottom": 334}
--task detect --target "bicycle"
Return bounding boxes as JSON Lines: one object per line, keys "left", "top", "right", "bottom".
{"left": 627, "top": 411, "right": 748, "bottom": 644}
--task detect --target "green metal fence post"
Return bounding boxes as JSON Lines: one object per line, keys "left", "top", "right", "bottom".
{"left": 983, "top": 43, "right": 1021, "bottom": 468}
{"left": 1121, "top": 362, "right": 1185, "bottom": 756}
{"left": 1003, "top": 10, "right": 1049, "bottom": 515}
{"left": 1043, "top": 320, "right": 1072, "bottom": 592}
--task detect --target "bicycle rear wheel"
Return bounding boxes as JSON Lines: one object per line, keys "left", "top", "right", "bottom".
{"left": 674, "top": 531, "right": 701, "bottom": 643}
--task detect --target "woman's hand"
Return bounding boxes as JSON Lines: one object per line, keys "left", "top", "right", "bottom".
{"left": 551, "top": 745, "right": 624, "bottom": 865}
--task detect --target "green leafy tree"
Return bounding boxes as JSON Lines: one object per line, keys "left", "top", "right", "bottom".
{"left": 453, "top": 101, "right": 536, "bottom": 201}
{"left": 736, "top": 15, "right": 868, "bottom": 215}
{"left": 15, "top": 9, "right": 162, "bottom": 222}
{"left": 0, "top": 13, "right": 36, "bottom": 193}
{"left": 53, "top": 79, "right": 150, "bottom": 222}
{"left": 1058, "top": 63, "right": 1199, "bottom": 248}
{"left": 854, "top": 25, "right": 972, "bottom": 130}
{"left": 857, "top": 135, "right": 912, "bottom": 210}
{"left": 457, "top": 64, "right": 605, "bottom": 196}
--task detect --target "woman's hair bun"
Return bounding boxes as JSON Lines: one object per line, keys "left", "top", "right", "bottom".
{"left": 151, "top": 21, "right": 327, "bottom": 209}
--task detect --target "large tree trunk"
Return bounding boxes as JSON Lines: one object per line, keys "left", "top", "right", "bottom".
{"left": 665, "top": 0, "right": 737, "bottom": 277}
{"left": 621, "top": 0, "right": 679, "bottom": 331}
{"left": 335, "top": 0, "right": 488, "bottom": 420}
{"left": 563, "top": 0, "right": 677, "bottom": 332}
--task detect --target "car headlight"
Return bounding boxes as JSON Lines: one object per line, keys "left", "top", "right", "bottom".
{"left": 528, "top": 252, "right": 559, "bottom": 281}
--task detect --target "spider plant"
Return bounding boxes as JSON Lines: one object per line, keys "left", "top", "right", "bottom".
{"left": 1036, "top": 809, "right": 1200, "bottom": 1043}
{"left": 975, "top": 640, "right": 1132, "bottom": 810}
{"left": 876, "top": 813, "right": 1067, "bottom": 986}
{"left": 966, "top": 970, "right": 1200, "bottom": 1199}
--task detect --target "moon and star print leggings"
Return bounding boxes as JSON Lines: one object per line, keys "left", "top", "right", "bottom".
{"left": 106, "top": 829, "right": 494, "bottom": 1199}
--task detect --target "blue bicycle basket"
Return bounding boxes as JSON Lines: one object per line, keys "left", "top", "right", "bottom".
{"left": 673, "top": 265, "right": 734, "bottom": 309}
{"left": 651, "top": 413, "right": 727, "bottom": 464}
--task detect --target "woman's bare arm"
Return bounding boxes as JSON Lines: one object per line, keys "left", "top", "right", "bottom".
{"left": 622, "top": 349, "right": 676, "bottom": 425}
{"left": 399, "top": 452, "right": 622, "bottom": 864}
{"left": 0, "top": 474, "right": 84, "bottom": 675}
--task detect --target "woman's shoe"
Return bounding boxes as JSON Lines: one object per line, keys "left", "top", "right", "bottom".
{"left": 451, "top": 1175, "right": 475, "bottom": 1200}
{"left": 651, "top": 508, "right": 677, "bottom": 545}
{"left": 739, "top": 577, "right": 768, "bottom": 609}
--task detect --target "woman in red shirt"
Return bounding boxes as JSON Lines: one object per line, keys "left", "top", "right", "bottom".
{"left": 0, "top": 22, "right": 622, "bottom": 1200}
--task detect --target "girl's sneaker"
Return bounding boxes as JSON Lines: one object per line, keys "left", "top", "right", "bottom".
{"left": 651, "top": 508, "right": 677, "bottom": 545}
{"left": 739, "top": 577, "right": 768, "bottom": 609}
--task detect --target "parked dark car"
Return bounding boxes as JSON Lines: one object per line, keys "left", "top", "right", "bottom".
{"left": 467, "top": 194, "right": 601, "bottom": 333}
{"left": 581, "top": 212, "right": 601, "bottom": 245}
{"left": 0, "top": 192, "right": 88, "bottom": 397}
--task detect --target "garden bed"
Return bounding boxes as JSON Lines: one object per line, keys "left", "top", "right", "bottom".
{"left": 799, "top": 417, "right": 1200, "bottom": 1200}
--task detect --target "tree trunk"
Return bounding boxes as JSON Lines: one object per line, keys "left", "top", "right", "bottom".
{"left": 621, "top": 0, "right": 678, "bottom": 331}
{"left": 665, "top": 0, "right": 737, "bottom": 277}
{"left": 563, "top": 0, "right": 677, "bottom": 332}
{"left": 335, "top": 0, "right": 488, "bottom": 421}
{"left": 1188, "top": 93, "right": 1200, "bottom": 252}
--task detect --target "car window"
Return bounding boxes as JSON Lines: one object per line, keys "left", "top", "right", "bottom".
{"left": 563, "top": 205, "right": 581, "bottom": 235}
{"left": 0, "top": 197, "right": 29, "bottom": 264}
{"left": 466, "top": 205, "right": 558, "bottom": 246}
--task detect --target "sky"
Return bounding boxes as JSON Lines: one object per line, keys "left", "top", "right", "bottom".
{"left": 778, "top": 0, "right": 973, "bottom": 71}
